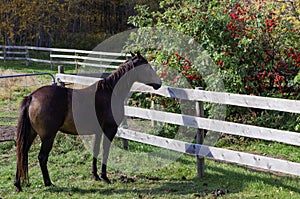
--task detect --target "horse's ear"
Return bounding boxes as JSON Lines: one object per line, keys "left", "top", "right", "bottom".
{"left": 137, "top": 51, "right": 142, "bottom": 58}
{"left": 130, "top": 51, "right": 135, "bottom": 57}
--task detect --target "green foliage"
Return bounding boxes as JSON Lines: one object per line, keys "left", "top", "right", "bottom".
{"left": 129, "top": 93, "right": 152, "bottom": 108}
{"left": 295, "top": 72, "right": 300, "bottom": 84}
{"left": 129, "top": 0, "right": 300, "bottom": 96}
{"left": 126, "top": 0, "right": 300, "bottom": 133}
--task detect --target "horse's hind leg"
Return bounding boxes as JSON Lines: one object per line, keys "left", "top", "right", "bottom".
{"left": 38, "top": 136, "right": 56, "bottom": 187}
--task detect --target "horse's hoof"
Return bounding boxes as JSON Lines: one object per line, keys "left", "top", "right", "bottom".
{"left": 92, "top": 174, "right": 101, "bottom": 181}
{"left": 45, "top": 182, "right": 54, "bottom": 187}
{"left": 15, "top": 187, "right": 22, "bottom": 193}
{"left": 14, "top": 182, "right": 22, "bottom": 192}
{"left": 100, "top": 174, "right": 111, "bottom": 184}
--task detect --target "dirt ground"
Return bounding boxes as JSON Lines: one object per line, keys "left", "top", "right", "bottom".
{"left": 0, "top": 125, "right": 16, "bottom": 142}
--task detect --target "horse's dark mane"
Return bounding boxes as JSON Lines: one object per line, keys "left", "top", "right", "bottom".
{"left": 97, "top": 57, "right": 136, "bottom": 90}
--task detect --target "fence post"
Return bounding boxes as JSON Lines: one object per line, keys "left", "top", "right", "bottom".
{"left": 57, "top": 65, "right": 65, "bottom": 87}
{"left": 3, "top": 46, "right": 6, "bottom": 63}
{"left": 50, "top": 51, "right": 53, "bottom": 70}
{"left": 25, "top": 48, "right": 30, "bottom": 67}
{"left": 151, "top": 94, "right": 157, "bottom": 127}
{"left": 75, "top": 51, "right": 78, "bottom": 70}
{"left": 195, "top": 87, "right": 205, "bottom": 178}
{"left": 121, "top": 92, "right": 132, "bottom": 150}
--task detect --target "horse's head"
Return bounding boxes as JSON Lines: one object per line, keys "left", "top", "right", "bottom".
{"left": 131, "top": 51, "right": 162, "bottom": 90}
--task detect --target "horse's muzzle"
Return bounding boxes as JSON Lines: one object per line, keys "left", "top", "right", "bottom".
{"left": 147, "top": 83, "right": 161, "bottom": 90}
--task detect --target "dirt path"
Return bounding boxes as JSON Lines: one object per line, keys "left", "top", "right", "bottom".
{"left": 0, "top": 126, "right": 16, "bottom": 142}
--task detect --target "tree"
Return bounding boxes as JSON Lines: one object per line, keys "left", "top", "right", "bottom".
{"left": 0, "top": 0, "right": 159, "bottom": 48}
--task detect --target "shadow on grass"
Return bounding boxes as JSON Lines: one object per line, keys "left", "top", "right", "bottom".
{"left": 45, "top": 163, "right": 300, "bottom": 197}
{"left": 45, "top": 180, "right": 196, "bottom": 196}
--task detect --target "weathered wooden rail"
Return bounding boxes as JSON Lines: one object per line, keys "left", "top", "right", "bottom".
{"left": 56, "top": 71, "right": 300, "bottom": 177}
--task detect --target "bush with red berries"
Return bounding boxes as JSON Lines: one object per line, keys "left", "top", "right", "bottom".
{"left": 219, "top": 1, "right": 300, "bottom": 97}
{"left": 127, "top": 0, "right": 300, "bottom": 132}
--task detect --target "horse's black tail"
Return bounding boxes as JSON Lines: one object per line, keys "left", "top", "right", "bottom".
{"left": 16, "top": 96, "right": 32, "bottom": 187}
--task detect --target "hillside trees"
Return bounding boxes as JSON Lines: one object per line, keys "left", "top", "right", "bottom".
{"left": 0, "top": 0, "right": 158, "bottom": 48}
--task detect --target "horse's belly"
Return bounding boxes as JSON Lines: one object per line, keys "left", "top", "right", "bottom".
{"left": 60, "top": 119, "right": 78, "bottom": 135}
{"left": 60, "top": 109, "right": 104, "bottom": 136}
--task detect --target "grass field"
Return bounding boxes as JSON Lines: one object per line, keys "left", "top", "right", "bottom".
{"left": 1, "top": 60, "right": 300, "bottom": 198}
{"left": 1, "top": 135, "right": 300, "bottom": 199}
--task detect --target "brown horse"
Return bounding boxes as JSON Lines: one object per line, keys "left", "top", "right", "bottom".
{"left": 14, "top": 52, "right": 161, "bottom": 192}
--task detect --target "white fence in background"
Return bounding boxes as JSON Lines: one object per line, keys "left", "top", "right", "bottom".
{"left": 56, "top": 71, "right": 300, "bottom": 177}
{"left": 0, "top": 45, "right": 130, "bottom": 70}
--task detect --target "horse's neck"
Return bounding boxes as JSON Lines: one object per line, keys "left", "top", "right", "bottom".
{"left": 110, "top": 76, "right": 134, "bottom": 103}
{"left": 105, "top": 62, "right": 135, "bottom": 101}
{"left": 100, "top": 62, "right": 135, "bottom": 101}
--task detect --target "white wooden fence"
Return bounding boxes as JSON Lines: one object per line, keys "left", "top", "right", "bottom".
{"left": 56, "top": 72, "right": 300, "bottom": 177}
{"left": 0, "top": 45, "right": 129, "bottom": 69}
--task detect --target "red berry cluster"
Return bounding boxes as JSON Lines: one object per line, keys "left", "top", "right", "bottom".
{"left": 265, "top": 16, "right": 279, "bottom": 32}
{"left": 285, "top": 48, "right": 300, "bottom": 68}
{"left": 226, "top": 3, "right": 248, "bottom": 39}
{"left": 158, "top": 52, "right": 203, "bottom": 87}
{"left": 175, "top": 52, "right": 203, "bottom": 85}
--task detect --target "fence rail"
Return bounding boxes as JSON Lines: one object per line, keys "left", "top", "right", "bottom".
{"left": 0, "top": 72, "right": 56, "bottom": 85}
{"left": 55, "top": 71, "right": 300, "bottom": 177}
{"left": 117, "top": 128, "right": 300, "bottom": 176}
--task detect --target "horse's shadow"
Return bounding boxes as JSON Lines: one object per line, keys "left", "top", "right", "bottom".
{"left": 45, "top": 180, "right": 197, "bottom": 196}
{"left": 45, "top": 163, "right": 300, "bottom": 197}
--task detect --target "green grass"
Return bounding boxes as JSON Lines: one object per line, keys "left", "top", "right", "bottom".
{"left": 0, "top": 60, "right": 74, "bottom": 74}
{"left": 216, "top": 136, "right": 300, "bottom": 163}
{"left": 0, "top": 111, "right": 18, "bottom": 126}
{"left": 1, "top": 60, "right": 300, "bottom": 198}
{"left": 1, "top": 135, "right": 300, "bottom": 198}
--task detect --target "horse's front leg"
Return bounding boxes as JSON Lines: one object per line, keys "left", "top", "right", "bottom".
{"left": 91, "top": 133, "right": 101, "bottom": 181}
{"left": 100, "top": 126, "right": 117, "bottom": 184}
